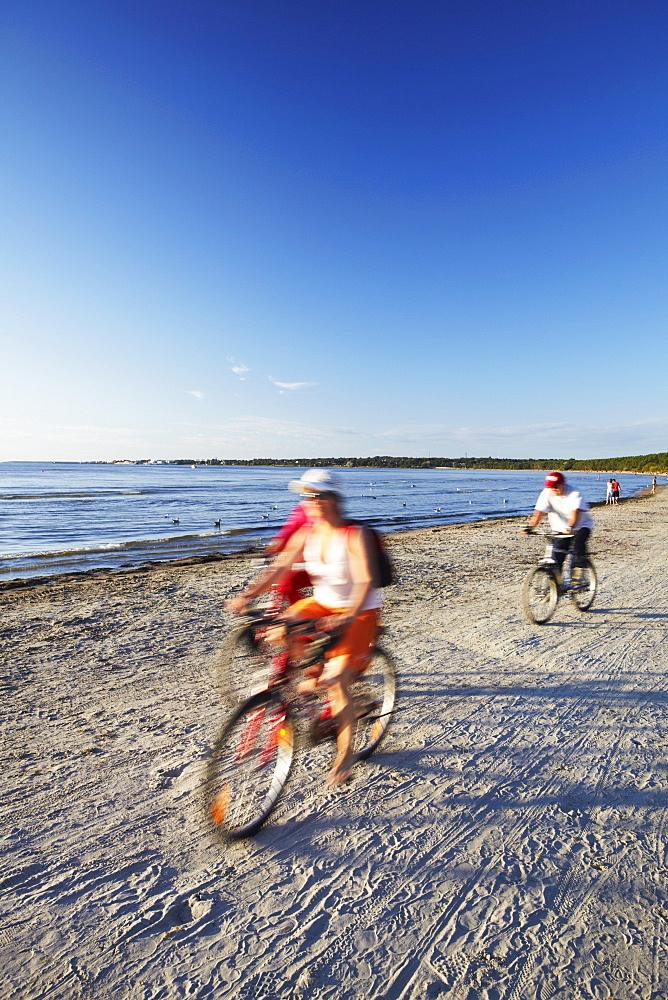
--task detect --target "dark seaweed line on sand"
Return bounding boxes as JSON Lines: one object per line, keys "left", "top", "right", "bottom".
{"left": 0, "top": 548, "right": 263, "bottom": 592}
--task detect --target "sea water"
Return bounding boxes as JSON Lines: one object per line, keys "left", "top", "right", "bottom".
{"left": 0, "top": 462, "right": 650, "bottom": 581}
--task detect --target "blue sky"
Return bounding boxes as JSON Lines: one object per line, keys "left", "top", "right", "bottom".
{"left": 2, "top": 0, "right": 666, "bottom": 461}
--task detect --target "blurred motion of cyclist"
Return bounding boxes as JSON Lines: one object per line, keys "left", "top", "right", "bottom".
{"left": 522, "top": 471, "right": 595, "bottom": 584}
{"left": 226, "top": 469, "right": 381, "bottom": 786}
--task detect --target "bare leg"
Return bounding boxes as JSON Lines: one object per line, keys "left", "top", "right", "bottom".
{"left": 322, "top": 657, "right": 355, "bottom": 786}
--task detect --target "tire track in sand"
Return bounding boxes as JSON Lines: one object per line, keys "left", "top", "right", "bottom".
{"left": 376, "top": 574, "right": 668, "bottom": 1000}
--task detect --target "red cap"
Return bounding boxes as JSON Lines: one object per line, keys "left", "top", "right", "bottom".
{"left": 544, "top": 471, "right": 565, "bottom": 488}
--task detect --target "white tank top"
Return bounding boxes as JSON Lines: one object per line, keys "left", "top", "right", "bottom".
{"left": 303, "top": 527, "right": 381, "bottom": 611}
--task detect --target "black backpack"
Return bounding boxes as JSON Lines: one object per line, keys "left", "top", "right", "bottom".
{"left": 346, "top": 521, "right": 395, "bottom": 588}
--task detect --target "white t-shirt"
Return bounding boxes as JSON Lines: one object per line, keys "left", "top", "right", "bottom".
{"left": 535, "top": 487, "right": 595, "bottom": 534}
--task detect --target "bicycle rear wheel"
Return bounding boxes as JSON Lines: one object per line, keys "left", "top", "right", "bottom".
{"left": 569, "top": 559, "right": 597, "bottom": 612}
{"left": 205, "top": 690, "right": 294, "bottom": 840}
{"left": 522, "top": 566, "right": 559, "bottom": 625}
{"left": 351, "top": 646, "right": 398, "bottom": 761}
{"left": 215, "top": 624, "right": 277, "bottom": 705}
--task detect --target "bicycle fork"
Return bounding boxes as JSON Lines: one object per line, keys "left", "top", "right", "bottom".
{"left": 235, "top": 703, "right": 288, "bottom": 768}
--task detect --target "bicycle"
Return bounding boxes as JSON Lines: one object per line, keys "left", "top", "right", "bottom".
{"left": 213, "top": 558, "right": 314, "bottom": 705}
{"left": 204, "top": 609, "right": 398, "bottom": 839}
{"left": 521, "top": 530, "right": 598, "bottom": 625}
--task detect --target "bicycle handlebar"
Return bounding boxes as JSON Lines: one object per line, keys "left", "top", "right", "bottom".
{"left": 523, "top": 528, "right": 572, "bottom": 538}
{"left": 233, "top": 609, "right": 346, "bottom": 638}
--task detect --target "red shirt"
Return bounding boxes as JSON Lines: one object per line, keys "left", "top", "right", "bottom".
{"left": 271, "top": 503, "right": 311, "bottom": 552}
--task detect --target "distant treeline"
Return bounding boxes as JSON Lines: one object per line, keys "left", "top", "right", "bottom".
{"left": 166, "top": 452, "right": 667, "bottom": 473}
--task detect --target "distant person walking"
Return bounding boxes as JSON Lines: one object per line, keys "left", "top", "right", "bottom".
{"left": 653, "top": 476, "right": 657, "bottom": 493}
{"left": 605, "top": 479, "right": 614, "bottom": 504}
{"left": 612, "top": 479, "right": 621, "bottom": 505}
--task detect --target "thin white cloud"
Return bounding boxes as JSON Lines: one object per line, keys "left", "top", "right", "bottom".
{"left": 0, "top": 418, "right": 156, "bottom": 461}
{"left": 228, "top": 360, "right": 250, "bottom": 380}
{"left": 185, "top": 390, "right": 204, "bottom": 399}
{"left": 10, "top": 413, "right": 662, "bottom": 464}
{"left": 0, "top": 418, "right": 143, "bottom": 439}
{"left": 373, "top": 418, "right": 668, "bottom": 457}
{"left": 171, "top": 414, "right": 668, "bottom": 459}
{"left": 268, "top": 376, "right": 318, "bottom": 393}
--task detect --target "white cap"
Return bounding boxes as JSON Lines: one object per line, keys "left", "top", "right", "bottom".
{"left": 288, "top": 468, "right": 342, "bottom": 496}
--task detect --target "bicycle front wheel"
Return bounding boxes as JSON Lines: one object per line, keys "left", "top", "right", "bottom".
{"left": 351, "top": 646, "right": 398, "bottom": 761}
{"left": 570, "top": 559, "right": 597, "bottom": 612}
{"left": 205, "top": 691, "right": 294, "bottom": 840}
{"left": 522, "top": 566, "right": 559, "bottom": 625}
{"left": 215, "top": 624, "right": 275, "bottom": 705}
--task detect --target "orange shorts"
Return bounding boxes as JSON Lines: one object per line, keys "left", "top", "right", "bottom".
{"left": 288, "top": 598, "right": 379, "bottom": 675}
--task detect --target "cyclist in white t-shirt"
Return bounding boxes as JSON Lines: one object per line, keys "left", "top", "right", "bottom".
{"left": 522, "top": 472, "right": 594, "bottom": 583}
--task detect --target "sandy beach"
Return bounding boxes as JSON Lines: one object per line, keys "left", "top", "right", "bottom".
{"left": 2, "top": 488, "right": 667, "bottom": 999}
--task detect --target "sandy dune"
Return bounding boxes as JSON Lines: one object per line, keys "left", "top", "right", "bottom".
{"left": 2, "top": 489, "right": 667, "bottom": 999}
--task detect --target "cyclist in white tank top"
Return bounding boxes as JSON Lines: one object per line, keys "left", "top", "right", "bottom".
{"left": 226, "top": 469, "right": 380, "bottom": 786}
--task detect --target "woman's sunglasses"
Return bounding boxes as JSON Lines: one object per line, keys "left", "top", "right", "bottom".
{"left": 304, "top": 491, "right": 333, "bottom": 500}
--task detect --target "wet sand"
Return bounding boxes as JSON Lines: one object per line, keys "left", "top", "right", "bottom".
{"left": 2, "top": 488, "right": 667, "bottom": 999}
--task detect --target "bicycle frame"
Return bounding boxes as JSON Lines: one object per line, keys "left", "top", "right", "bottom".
{"left": 231, "top": 609, "right": 389, "bottom": 756}
{"left": 258, "top": 706, "right": 289, "bottom": 766}
{"left": 230, "top": 612, "right": 342, "bottom": 766}
{"left": 529, "top": 531, "right": 576, "bottom": 587}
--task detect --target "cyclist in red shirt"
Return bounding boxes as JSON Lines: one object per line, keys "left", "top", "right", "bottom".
{"left": 264, "top": 500, "right": 312, "bottom": 606}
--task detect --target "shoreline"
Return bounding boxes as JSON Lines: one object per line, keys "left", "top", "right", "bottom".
{"left": 11, "top": 459, "right": 665, "bottom": 475}
{"left": 1, "top": 487, "right": 658, "bottom": 593}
